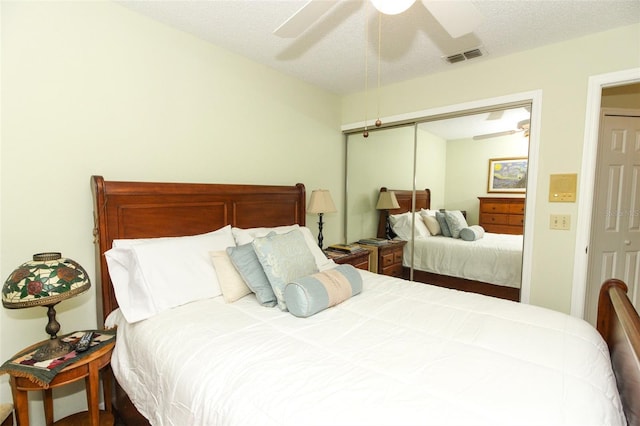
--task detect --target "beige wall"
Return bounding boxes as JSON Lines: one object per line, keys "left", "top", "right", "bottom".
{"left": 342, "top": 23, "right": 640, "bottom": 314}
{"left": 444, "top": 134, "right": 529, "bottom": 225}
{"left": 1, "top": 2, "right": 342, "bottom": 420}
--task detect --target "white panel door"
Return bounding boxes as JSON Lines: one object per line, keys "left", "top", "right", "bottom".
{"left": 585, "top": 112, "right": 640, "bottom": 324}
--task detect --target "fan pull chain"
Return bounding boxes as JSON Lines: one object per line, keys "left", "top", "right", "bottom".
{"left": 375, "top": 11, "right": 382, "bottom": 128}
{"left": 363, "top": 0, "right": 370, "bottom": 138}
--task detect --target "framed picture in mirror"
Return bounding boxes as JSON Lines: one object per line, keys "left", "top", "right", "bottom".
{"left": 488, "top": 157, "right": 528, "bottom": 193}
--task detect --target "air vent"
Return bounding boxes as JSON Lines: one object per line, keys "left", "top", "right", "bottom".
{"left": 463, "top": 48, "right": 483, "bottom": 60}
{"left": 444, "top": 47, "right": 485, "bottom": 64}
{"left": 446, "top": 53, "right": 466, "bottom": 64}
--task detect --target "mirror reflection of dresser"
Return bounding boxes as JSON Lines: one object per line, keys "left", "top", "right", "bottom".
{"left": 478, "top": 197, "right": 525, "bottom": 235}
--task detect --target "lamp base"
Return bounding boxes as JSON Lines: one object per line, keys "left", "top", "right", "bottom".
{"left": 32, "top": 337, "right": 74, "bottom": 361}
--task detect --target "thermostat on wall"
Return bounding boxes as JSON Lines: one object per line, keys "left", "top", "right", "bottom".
{"left": 549, "top": 173, "right": 577, "bottom": 202}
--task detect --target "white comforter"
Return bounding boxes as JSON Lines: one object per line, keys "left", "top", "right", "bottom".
{"left": 405, "top": 233, "right": 523, "bottom": 288}
{"left": 106, "top": 271, "right": 624, "bottom": 426}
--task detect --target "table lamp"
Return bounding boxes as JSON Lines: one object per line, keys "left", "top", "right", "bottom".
{"left": 2, "top": 252, "right": 91, "bottom": 361}
{"left": 376, "top": 190, "right": 400, "bottom": 239}
{"left": 307, "top": 189, "right": 337, "bottom": 249}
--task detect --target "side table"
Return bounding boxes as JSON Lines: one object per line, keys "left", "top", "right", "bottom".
{"left": 9, "top": 338, "right": 115, "bottom": 426}
{"left": 328, "top": 248, "right": 370, "bottom": 271}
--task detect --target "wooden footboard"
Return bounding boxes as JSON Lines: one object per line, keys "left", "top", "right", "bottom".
{"left": 597, "top": 278, "right": 640, "bottom": 425}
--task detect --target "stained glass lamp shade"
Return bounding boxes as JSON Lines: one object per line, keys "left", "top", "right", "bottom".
{"left": 2, "top": 252, "right": 91, "bottom": 361}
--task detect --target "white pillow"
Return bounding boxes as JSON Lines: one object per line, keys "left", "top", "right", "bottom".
{"left": 210, "top": 250, "right": 252, "bottom": 303}
{"left": 232, "top": 224, "right": 299, "bottom": 245}
{"left": 389, "top": 212, "right": 430, "bottom": 240}
{"left": 232, "top": 224, "right": 334, "bottom": 271}
{"left": 105, "top": 225, "right": 236, "bottom": 323}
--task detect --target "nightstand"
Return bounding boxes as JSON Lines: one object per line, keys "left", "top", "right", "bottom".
{"left": 326, "top": 249, "right": 370, "bottom": 271}
{"left": 359, "top": 240, "right": 407, "bottom": 277}
{"left": 8, "top": 336, "right": 115, "bottom": 426}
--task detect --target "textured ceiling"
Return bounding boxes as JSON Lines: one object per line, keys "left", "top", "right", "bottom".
{"left": 115, "top": 0, "right": 638, "bottom": 139}
{"left": 117, "top": 0, "right": 640, "bottom": 95}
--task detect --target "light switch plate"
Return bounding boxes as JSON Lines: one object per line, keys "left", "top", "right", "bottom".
{"left": 550, "top": 214, "right": 571, "bottom": 230}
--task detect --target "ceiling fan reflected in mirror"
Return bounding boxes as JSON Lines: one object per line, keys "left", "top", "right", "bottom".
{"left": 274, "top": 0, "right": 483, "bottom": 39}
{"left": 473, "top": 119, "right": 530, "bottom": 141}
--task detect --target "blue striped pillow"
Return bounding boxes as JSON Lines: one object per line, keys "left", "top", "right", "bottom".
{"left": 284, "top": 264, "right": 363, "bottom": 318}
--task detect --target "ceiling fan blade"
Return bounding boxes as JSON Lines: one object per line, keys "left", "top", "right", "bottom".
{"left": 273, "top": 0, "right": 339, "bottom": 38}
{"left": 486, "top": 110, "right": 504, "bottom": 121}
{"left": 421, "top": 0, "right": 483, "bottom": 38}
{"left": 473, "top": 130, "right": 518, "bottom": 141}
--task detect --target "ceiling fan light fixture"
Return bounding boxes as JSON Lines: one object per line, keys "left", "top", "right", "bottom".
{"left": 370, "top": 0, "right": 416, "bottom": 15}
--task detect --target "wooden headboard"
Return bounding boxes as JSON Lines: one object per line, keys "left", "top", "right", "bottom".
{"left": 91, "top": 175, "right": 306, "bottom": 325}
{"left": 376, "top": 187, "right": 431, "bottom": 239}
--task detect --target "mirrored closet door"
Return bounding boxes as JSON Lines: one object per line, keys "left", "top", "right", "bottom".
{"left": 344, "top": 102, "right": 532, "bottom": 296}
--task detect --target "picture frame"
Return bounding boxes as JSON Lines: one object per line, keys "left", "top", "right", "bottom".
{"left": 488, "top": 157, "right": 528, "bottom": 193}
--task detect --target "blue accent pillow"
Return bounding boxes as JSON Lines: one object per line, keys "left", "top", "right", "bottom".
{"left": 284, "top": 264, "right": 363, "bottom": 318}
{"left": 252, "top": 230, "right": 318, "bottom": 311}
{"left": 460, "top": 225, "right": 486, "bottom": 241}
{"left": 435, "top": 211, "right": 452, "bottom": 237}
{"left": 226, "top": 243, "right": 277, "bottom": 307}
{"left": 444, "top": 210, "right": 469, "bottom": 239}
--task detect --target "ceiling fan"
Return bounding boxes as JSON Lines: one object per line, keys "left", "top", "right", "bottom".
{"left": 274, "top": 0, "right": 483, "bottom": 39}
{"left": 473, "top": 119, "right": 531, "bottom": 141}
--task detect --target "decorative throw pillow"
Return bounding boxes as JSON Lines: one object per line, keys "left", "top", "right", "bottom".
{"left": 252, "top": 229, "right": 318, "bottom": 311}
{"left": 226, "top": 243, "right": 277, "bottom": 307}
{"left": 210, "top": 250, "right": 252, "bottom": 303}
{"left": 435, "top": 211, "right": 452, "bottom": 237}
{"left": 420, "top": 211, "right": 441, "bottom": 235}
{"left": 420, "top": 208, "right": 438, "bottom": 217}
{"left": 232, "top": 225, "right": 334, "bottom": 271}
{"left": 444, "top": 210, "right": 469, "bottom": 239}
{"left": 459, "top": 225, "right": 486, "bottom": 241}
{"left": 284, "top": 264, "right": 363, "bottom": 318}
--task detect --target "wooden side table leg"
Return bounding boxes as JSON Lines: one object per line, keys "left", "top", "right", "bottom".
{"left": 43, "top": 388, "right": 54, "bottom": 426}
{"left": 102, "top": 365, "right": 113, "bottom": 414}
{"left": 9, "top": 376, "right": 29, "bottom": 426}
{"left": 85, "top": 361, "right": 100, "bottom": 426}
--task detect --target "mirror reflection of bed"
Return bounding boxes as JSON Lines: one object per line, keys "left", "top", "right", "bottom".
{"left": 377, "top": 187, "right": 522, "bottom": 301}
{"left": 345, "top": 103, "right": 530, "bottom": 300}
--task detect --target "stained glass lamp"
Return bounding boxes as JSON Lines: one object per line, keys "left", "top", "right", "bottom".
{"left": 2, "top": 252, "right": 91, "bottom": 361}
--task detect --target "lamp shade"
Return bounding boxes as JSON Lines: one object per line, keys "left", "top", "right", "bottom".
{"left": 2, "top": 252, "right": 90, "bottom": 309}
{"left": 307, "top": 190, "right": 337, "bottom": 214}
{"left": 370, "top": 0, "right": 416, "bottom": 15}
{"left": 376, "top": 191, "right": 400, "bottom": 210}
{"left": 3, "top": 252, "right": 91, "bottom": 361}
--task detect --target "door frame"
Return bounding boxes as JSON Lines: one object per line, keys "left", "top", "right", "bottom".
{"left": 571, "top": 67, "right": 640, "bottom": 318}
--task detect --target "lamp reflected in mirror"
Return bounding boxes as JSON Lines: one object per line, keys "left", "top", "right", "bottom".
{"left": 376, "top": 190, "right": 400, "bottom": 239}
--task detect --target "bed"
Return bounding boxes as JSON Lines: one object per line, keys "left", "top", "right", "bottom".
{"left": 377, "top": 188, "right": 521, "bottom": 301}
{"left": 91, "top": 176, "right": 640, "bottom": 426}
